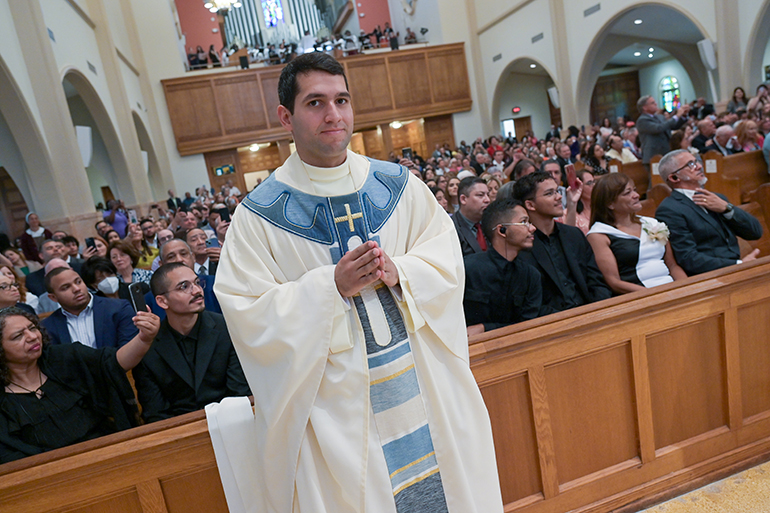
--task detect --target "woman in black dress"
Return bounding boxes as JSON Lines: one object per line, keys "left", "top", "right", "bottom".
{"left": 0, "top": 307, "right": 159, "bottom": 463}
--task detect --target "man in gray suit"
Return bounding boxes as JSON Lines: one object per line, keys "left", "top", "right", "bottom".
{"left": 636, "top": 95, "right": 690, "bottom": 164}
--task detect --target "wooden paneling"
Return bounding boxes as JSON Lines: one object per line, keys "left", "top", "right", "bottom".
{"left": 214, "top": 75, "right": 268, "bottom": 134}
{"left": 545, "top": 343, "right": 639, "bottom": 485}
{"left": 388, "top": 54, "right": 432, "bottom": 109}
{"left": 423, "top": 114, "right": 455, "bottom": 157}
{"left": 738, "top": 299, "right": 770, "bottom": 419}
{"left": 7, "top": 262, "right": 770, "bottom": 513}
{"left": 590, "top": 71, "right": 640, "bottom": 125}
{"left": 238, "top": 144, "right": 282, "bottom": 173}
{"left": 345, "top": 58, "right": 393, "bottom": 114}
{"left": 647, "top": 316, "right": 728, "bottom": 450}
{"left": 203, "top": 148, "right": 244, "bottom": 195}
{"left": 162, "top": 43, "right": 471, "bottom": 155}
{"left": 480, "top": 373, "right": 542, "bottom": 504}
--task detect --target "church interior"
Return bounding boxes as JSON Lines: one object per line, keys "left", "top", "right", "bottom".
{"left": 4, "top": 0, "right": 770, "bottom": 512}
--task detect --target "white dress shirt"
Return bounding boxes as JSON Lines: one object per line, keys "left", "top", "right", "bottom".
{"left": 62, "top": 294, "right": 96, "bottom": 348}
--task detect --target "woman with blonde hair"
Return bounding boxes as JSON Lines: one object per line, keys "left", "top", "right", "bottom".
{"left": 735, "top": 120, "right": 763, "bottom": 152}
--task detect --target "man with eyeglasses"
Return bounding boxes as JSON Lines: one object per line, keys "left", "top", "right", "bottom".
{"left": 463, "top": 199, "right": 543, "bottom": 335}
{"left": 513, "top": 172, "right": 611, "bottom": 313}
{"left": 144, "top": 239, "right": 222, "bottom": 317}
{"left": 132, "top": 262, "right": 249, "bottom": 423}
{"left": 655, "top": 149, "right": 762, "bottom": 275}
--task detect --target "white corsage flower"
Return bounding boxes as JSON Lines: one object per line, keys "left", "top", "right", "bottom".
{"left": 642, "top": 218, "right": 670, "bottom": 244}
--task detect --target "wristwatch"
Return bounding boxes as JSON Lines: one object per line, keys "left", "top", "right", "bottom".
{"left": 723, "top": 203, "right": 734, "bottom": 215}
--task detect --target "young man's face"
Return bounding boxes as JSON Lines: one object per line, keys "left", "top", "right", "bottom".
{"left": 527, "top": 179, "right": 563, "bottom": 218}
{"left": 503, "top": 205, "right": 536, "bottom": 251}
{"left": 278, "top": 71, "right": 353, "bottom": 167}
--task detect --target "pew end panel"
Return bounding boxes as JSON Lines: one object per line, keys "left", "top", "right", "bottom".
{"left": 717, "top": 150, "right": 769, "bottom": 204}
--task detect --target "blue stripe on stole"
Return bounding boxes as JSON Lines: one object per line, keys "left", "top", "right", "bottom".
{"left": 370, "top": 366, "right": 420, "bottom": 413}
{"left": 368, "top": 340, "right": 410, "bottom": 368}
{"left": 381, "top": 423, "right": 435, "bottom": 476}
{"left": 390, "top": 453, "right": 439, "bottom": 489}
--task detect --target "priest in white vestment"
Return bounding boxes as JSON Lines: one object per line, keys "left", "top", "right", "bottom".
{"left": 210, "top": 52, "right": 503, "bottom": 513}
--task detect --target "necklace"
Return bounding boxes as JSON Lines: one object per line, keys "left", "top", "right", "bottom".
{"left": 6, "top": 368, "right": 45, "bottom": 399}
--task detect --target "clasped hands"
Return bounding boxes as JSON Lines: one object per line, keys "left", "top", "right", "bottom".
{"left": 335, "top": 241, "right": 399, "bottom": 297}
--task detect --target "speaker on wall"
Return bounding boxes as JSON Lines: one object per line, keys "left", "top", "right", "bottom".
{"left": 547, "top": 86, "right": 560, "bottom": 109}
{"left": 697, "top": 39, "right": 717, "bottom": 71}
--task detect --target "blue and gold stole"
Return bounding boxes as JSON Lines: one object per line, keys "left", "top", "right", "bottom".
{"left": 242, "top": 159, "right": 449, "bottom": 511}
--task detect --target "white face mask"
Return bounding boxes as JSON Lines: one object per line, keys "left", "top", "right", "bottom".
{"left": 97, "top": 276, "right": 120, "bottom": 295}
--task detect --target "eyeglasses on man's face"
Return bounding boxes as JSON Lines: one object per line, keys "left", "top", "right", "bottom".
{"left": 162, "top": 278, "right": 204, "bottom": 296}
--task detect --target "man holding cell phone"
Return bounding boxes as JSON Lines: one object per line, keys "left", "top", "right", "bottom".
{"left": 185, "top": 228, "right": 219, "bottom": 276}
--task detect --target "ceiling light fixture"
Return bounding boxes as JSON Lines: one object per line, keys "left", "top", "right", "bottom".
{"left": 249, "top": 144, "right": 260, "bottom": 152}
{"left": 203, "top": 0, "right": 242, "bottom": 14}
{"left": 649, "top": 47, "right": 654, "bottom": 52}
{"left": 634, "top": 51, "right": 641, "bottom": 57}
{"left": 648, "top": 53, "right": 653, "bottom": 58}
{"left": 530, "top": 63, "right": 537, "bottom": 68}
{"left": 634, "top": 19, "right": 643, "bottom": 25}
{"left": 390, "top": 121, "right": 403, "bottom": 129}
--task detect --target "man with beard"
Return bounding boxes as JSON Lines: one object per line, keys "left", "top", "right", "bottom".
{"left": 655, "top": 149, "right": 762, "bottom": 275}
{"left": 132, "top": 263, "right": 249, "bottom": 423}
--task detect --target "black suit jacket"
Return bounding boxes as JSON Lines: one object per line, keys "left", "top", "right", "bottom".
{"left": 132, "top": 311, "right": 251, "bottom": 423}
{"left": 517, "top": 223, "right": 611, "bottom": 312}
{"left": 655, "top": 191, "right": 763, "bottom": 275}
{"left": 451, "top": 211, "right": 486, "bottom": 256}
{"left": 636, "top": 113, "right": 687, "bottom": 163}
{"left": 25, "top": 268, "right": 46, "bottom": 297}
{"left": 41, "top": 295, "right": 139, "bottom": 348}
{"left": 167, "top": 197, "right": 183, "bottom": 211}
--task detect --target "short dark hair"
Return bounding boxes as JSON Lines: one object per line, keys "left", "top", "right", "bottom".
{"left": 139, "top": 217, "right": 154, "bottom": 227}
{"left": 278, "top": 52, "right": 348, "bottom": 114}
{"left": 95, "top": 220, "right": 107, "bottom": 230}
{"left": 61, "top": 235, "right": 79, "bottom": 247}
{"left": 44, "top": 266, "right": 76, "bottom": 293}
{"left": 458, "top": 177, "right": 486, "bottom": 200}
{"left": 513, "top": 171, "right": 556, "bottom": 202}
{"left": 150, "top": 262, "right": 189, "bottom": 297}
{"left": 80, "top": 257, "right": 117, "bottom": 288}
{"left": 481, "top": 199, "right": 525, "bottom": 242}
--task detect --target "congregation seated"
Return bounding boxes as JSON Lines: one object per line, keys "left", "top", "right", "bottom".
{"left": 133, "top": 263, "right": 250, "bottom": 423}
{"left": 2, "top": 247, "right": 42, "bottom": 277}
{"left": 463, "top": 199, "right": 543, "bottom": 335}
{"left": 109, "top": 240, "right": 153, "bottom": 286}
{"left": 654, "top": 149, "right": 762, "bottom": 276}
{"left": 0, "top": 306, "right": 159, "bottom": 464}
{"left": 41, "top": 268, "right": 139, "bottom": 348}
{"left": 25, "top": 239, "right": 81, "bottom": 297}
{"left": 452, "top": 177, "right": 491, "bottom": 256}
{"left": 81, "top": 256, "right": 148, "bottom": 302}
{"left": 587, "top": 173, "right": 686, "bottom": 294}
{"left": 513, "top": 172, "right": 611, "bottom": 313}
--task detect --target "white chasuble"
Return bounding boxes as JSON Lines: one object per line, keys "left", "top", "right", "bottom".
{"left": 211, "top": 150, "right": 503, "bottom": 513}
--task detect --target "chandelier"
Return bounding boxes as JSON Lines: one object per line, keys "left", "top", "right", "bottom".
{"left": 204, "top": 1, "right": 242, "bottom": 14}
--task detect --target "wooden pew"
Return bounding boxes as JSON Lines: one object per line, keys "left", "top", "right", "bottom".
{"left": 738, "top": 182, "right": 770, "bottom": 257}
{"left": 707, "top": 150, "right": 767, "bottom": 204}
{"left": 5, "top": 262, "right": 770, "bottom": 512}
{"left": 615, "top": 160, "right": 649, "bottom": 193}
{"left": 469, "top": 258, "right": 770, "bottom": 513}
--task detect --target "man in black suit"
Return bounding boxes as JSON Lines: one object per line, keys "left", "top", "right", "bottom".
{"left": 451, "top": 177, "right": 490, "bottom": 256}
{"left": 636, "top": 95, "right": 690, "bottom": 164}
{"left": 133, "top": 263, "right": 250, "bottom": 423}
{"left": 42, "top": 267, "right": 153, "bottom": 348}
{"left": 513, "top": 172, "right": 611, "bottom": 312}
{"left": 691, "top": 118, "right": 716, "bottom": 154}
{"left": 701, "top": 125, "right": 742, "bottom": 156}
{"left": 555, "top": 142, "right": 574, "bottom": 175}
{"left": 186, "top": 227, "right": 219, "bottom": 276}
{"left": 167, "top": 189, "right": 183, "bottom": 211}
{"left": 655, "top": 149, "right": 762, "bottom": 276}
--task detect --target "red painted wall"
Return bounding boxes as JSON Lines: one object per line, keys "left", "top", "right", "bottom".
{"left": 356, "top": 0, "right": 392, "bottom": 36}
{"left": 175, "top": 0, "right": 223, "bottom": 55}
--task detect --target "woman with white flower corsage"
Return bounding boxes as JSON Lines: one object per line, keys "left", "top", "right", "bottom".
{"left": 587, "top": 173, "right": 687, "bottom": 294}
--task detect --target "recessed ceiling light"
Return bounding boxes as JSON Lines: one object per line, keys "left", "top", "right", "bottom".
{"left": 649, "top": 47, "right": 654, "bottom": 52}
{"left": 204, "top": 2, "right": 213, "bottom": 7}
{"left": 390, "top": 121, "right": 402, "bottom": 129}
{"left": 634, "top": 51, "right": 641, "bottom": 57}
{"left": 648, "top": 54, "right": 653, "bottom": 58}
{"left": 249, "top": 144, "right": 259, "bottom": 152}
{"left": 634, "top": 19, "right": 643, "bottom": 25}
{"left": 530, "top": 63, "right": 537, "bottom": 68}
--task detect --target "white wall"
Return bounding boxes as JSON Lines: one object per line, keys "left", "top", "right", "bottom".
{"left": 637, "top": 58, "right": 696, "bottom": 108}
{"left": 496, "top": 72, "right": 554, "bottom": 140}
{"left": 0, "top": 109, "right": 34, "bottom": 214}
{"left": 762, "top": 35, "right": 770, "bottom": 82}
{"left": 740, "top": 0, "right": 767, "bottom": 67}
{"left": 103, "top": 0, "right": 135, "bottom": 63}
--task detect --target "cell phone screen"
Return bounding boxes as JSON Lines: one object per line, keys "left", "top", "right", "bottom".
{"left": 566, "top": 164, "right": 578, "bottom": 189}
{"left": 217, "top": 207, "right": 231, "bottom": 224}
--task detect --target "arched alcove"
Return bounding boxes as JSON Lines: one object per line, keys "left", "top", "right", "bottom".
{"left": 132, "top": 111, "right": 163, "bottom": 201}
{"left": 491, "top": 57, "right": 560, "bottom": 140}
{"left": 744, "top": 0, "right": 770, "bottom": 89}
{"left": 0, "top": 54, "right": 58, "bottom": 230}
{"left": 575, "top": 3, "right": 712, "bottom": 124}
{"left": 62, "top": 69, "right": 133, "bottom": 207}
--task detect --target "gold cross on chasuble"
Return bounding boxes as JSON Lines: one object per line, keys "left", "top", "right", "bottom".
{"left": 334, "top": 203, "right": 363, "bottom": 232}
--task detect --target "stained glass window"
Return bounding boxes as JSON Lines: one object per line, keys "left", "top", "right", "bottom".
{"left": 660, "top": 76, "right": 681, "bottom": 112}
{"left": 262, "top": 0, "right": 284, "bottom": 27}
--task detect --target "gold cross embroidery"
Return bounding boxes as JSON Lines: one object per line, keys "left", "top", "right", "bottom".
{"left": 334, "top": 203, "right": 363, "bottom": 232}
